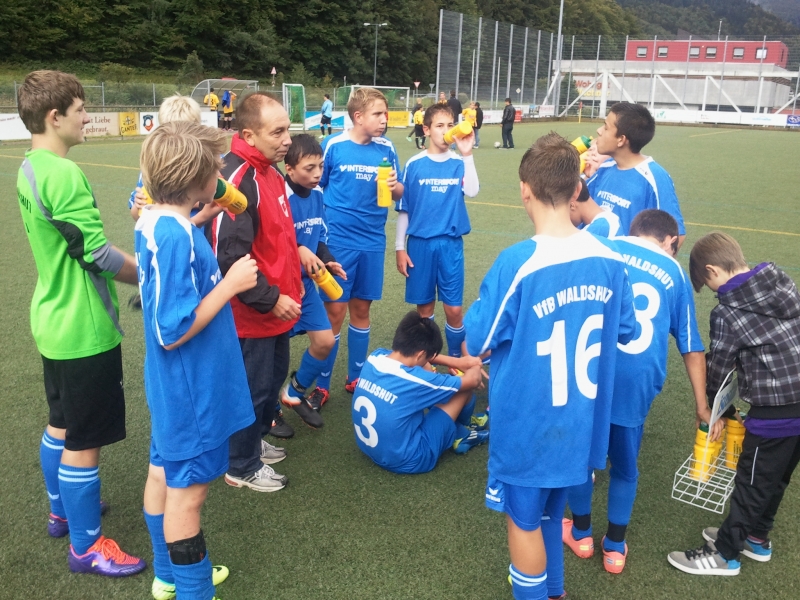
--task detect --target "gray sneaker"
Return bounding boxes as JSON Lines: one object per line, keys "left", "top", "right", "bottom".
{"left": 667, "top": 540, "right": 741, "bottom": 576}
{"left": 224, "top": 465, "right": 288, "bottom": 492}
{"left": 702, "top": 527, "right": 772, "bottom": 562}
{"left": 260, "top": 439, "right": 286, "bottom": 465}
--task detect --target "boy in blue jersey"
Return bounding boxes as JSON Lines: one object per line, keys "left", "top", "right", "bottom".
{"left": 396, "top": 104, "right": 479, "bottom": 359}
{"left": 137, "top": 121, "right": 258, "bottom": 600}
{"left": 281, "top": 134, "right": 347, "bottom": 420}
{"left": 352, "top": 311, "right": 487, "bottom": 474}
{"left": 569, "top": 179, "right": 621, "bottom": 238}
{"left": 588, "top": 102, "right": 685, "bottom": 247}
{"left": 563, "top": 210, "right": 708, "bottom": 575}
{"left": 464, "top": 133, "right": 636, "bottom": 600}
{"left": 318, "top": 87, "right": 404, "bottom": 394}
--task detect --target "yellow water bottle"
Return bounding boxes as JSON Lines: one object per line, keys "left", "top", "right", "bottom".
{"left": 377, "top": 157, "right": 393, "bottom": 208}
{"left": 443, "top": 121, "right": 473, "bottom": 144}
{"left": 138, "top": 186, "right": 154, "bottom": 216}
{"left": 689, "top": 423, "right": 718, "bottom": 482}
{"left": 310, "top": 267, "right": 343, "bottom": 301}
{"left": 725, "top": 413, "right": 746, "bottom": 469}
{"left": 213, "top": 178, "right": 247, "bottom": 214}
{"left": 570, "top": 135, "right": 593, "bottom": 154}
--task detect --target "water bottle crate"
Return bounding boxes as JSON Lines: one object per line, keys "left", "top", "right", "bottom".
{"left": 672, "top": 446, "right": 739, "bottom": 514}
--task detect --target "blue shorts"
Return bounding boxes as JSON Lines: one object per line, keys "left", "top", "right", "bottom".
{"left": 320, "top": 245, "right": 384, "bottom": 302}
{"left": 405, "top": 235, "right": 464, "bottom": 307}
{"left": 485, "top": 478, "right": 568, "bottom": 531}
{"left": 291, "top": 277, "right": 332, "bottom": 336}
{"left": 149, "top": 437, "right": 229, "bottom": 488}
{"left": 388, "top": 407, "right": 457, "bottom": 475}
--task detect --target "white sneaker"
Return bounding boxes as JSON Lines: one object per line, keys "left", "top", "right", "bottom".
{"left": 225, "top": 464, "right": 288, "bottom": 492}
{"left": 261, "top": 439, "right": 286, "bottom": 465}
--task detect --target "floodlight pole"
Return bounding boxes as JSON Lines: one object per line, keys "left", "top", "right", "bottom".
{"left": 364, "top": 22, "right": 388, "bottom": 86}
{"left": 554, "top": 0, "right": 565, "bottom": 113}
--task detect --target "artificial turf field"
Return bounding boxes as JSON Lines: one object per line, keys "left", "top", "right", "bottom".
{"left": 1, "top": 121, "right": 799, "bottom": 600}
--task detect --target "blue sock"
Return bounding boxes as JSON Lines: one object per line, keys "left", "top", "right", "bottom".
{"left": 607, "top": 467, "right": 638, "bottom": 528}
{"left": 542, "top": 514, "right": 564, "bottom": 598}
{"left": 145, "top": 510, "right": 174, "bottom": 584}
{"left": 509, "top": 564, "right": 547, "bottom": 600}
{"left": 456, "top": 394, "right": 476, "bottom": 427}
{"left": 426, "top": 314, "right": 435, "bottom": 321}
{"left": 445, "top": 323, "right": 465, "bottom": 357}
{"left": 347, "top": 325, "right": 370, "bottom": 381}
{"left": 317, "top": 334, "right": 339, "bottom": 390}
{"left": 171, "top": 554, "right": 214, "bottom": 600}
{"left": 59, "top": 465, "right": 101, "bottom": 554}
{"left": 40, "top": 431, "right": 65, "bottom": 519}
{"left": 603, "top": 536, "right": 626, "bottom": 554}
{"left": 289, "top": 349, "right": 329, "bottom": 399}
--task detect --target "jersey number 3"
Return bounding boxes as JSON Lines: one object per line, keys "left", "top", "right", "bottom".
{"left": 618, "top": 282, "right": 660, "bottom": 356}
{"left": 537, "top": 315, "right": 604, "bottom": 407}
{"left": 353, "top": 396, "right": 379, "bottom": 447}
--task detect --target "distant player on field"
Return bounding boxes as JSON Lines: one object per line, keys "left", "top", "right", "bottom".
{"left": 464, "top": 133, "right": 636, "bottom": 600}
{"left": 318, "top": 87, "right": 404, "bottom": 394}
{"left": 320, "top": 93, "right": 333, "bottom": 137}
{"left": 563, "top": 210, "right": 706, "bottom": 575}
{"left": 588, "top": 102, "right": 685, "bottom": 246}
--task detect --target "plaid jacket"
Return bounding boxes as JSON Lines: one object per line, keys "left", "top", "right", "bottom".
{"left": 708, "top": 263, "right": 800, "bottom": 410}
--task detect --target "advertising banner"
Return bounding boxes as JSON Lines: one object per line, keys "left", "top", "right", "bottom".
{"left": 139, "top": 112, "right": 159, "bottom": 135}
{"left": 0, "top": 114, "right": 31, "bottom": 141}
{"left": 119, "top": 112, "right": 139, "bottom": 136}
{"left": 85, "top": 113, "right": 120, "bottom": 137}
{"left": 388, "top": 111, "right": 411, "bottom": 128}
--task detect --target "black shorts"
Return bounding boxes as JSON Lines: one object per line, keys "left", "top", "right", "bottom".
{"left": 414, "top": 124, "right": 424, "bottom": 137}
{"left": 42, "top": 344, "right": 126, "bottom": 451}
{"left": 320, "top": 115, "right": 332, "bottom": 125}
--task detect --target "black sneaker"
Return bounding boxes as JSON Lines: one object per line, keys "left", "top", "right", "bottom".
{"left": 268, "top": 413, "right": 295, "bottom": 439}
{"left": 307, "top": 387, "right": 330, "bottom": 412}
{"left": 128, "top": 292, "right": 142, "bottom": 310}
{"left": 290, "top": 398, "right": 324, "bottom": 429}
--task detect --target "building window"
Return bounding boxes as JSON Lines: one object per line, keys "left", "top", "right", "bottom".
{"left": 689, "top": 46, "right": 700, "bottom": 58}
{"left": 733, "top": 47, "right": 744, "bottom": 59}
{"left": 756, "top": 48, "right": 768, "bottom": 60}
{"left": 706, "top": 47, "right": 717, "bottom": 58}
{"left": 637, "top": 46, "right": 648, "bottom": 58}
{"left": 658, "top": 47, "right": 668, "bottom": 58}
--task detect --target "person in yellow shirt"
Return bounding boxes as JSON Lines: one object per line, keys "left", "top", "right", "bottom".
{"left": 221, "top": 91, "right": 237, "bottom": 131}
{"left": 203, "top": 87, "right": 220, "bottom": 128}
{"left": 462, "top": 101, "right": 478, "bottom": 148}
{"left": 413, "top": 106, "right": 426, "bottom": 149}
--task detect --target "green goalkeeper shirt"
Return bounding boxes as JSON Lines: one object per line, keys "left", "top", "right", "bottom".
{"left": 17, "top": 149, "right": 124, "bottom": 360}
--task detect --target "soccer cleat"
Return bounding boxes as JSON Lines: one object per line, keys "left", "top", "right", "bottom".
{"left": 307, "top": 387, "right": 330, "bottom": 412}
{"left": 281, "top": 380, "right": 323, "bottom": 428}
{"left": 224, "top": 465, "right": 288, "bottom": 493}
{"left": 667, "top": 541, "right": 741, "bottom": 576}
{"left": 562, "top": 519, "right": 594, "bottom": 559}
{"left": 452, "top": 429, "right": 489, "bottom": 454}
{"left": 601, "top": 536, "right": 628, "bottom": 574}
{"left": 702, "top": 527, "right": 772, "bottom": 562}
{"left": 470, "top": 411, "right": 489, "bottom": 430}
{"left": 151, "top": 565, "right": 230, "bottom": 600}
{"left": 267, "top": 413, "right": 294, "bottom": 439}
{"left": 260, "top": 439, "right": 286, "bottom": 465}
{"left": 345, "top": 378, "right": 359, "bottom": 394}
{"left": 68, "top": 535, "right": 147, "bottom": 577}
{"left": 280, "top": 376, "right": 305, "bottom": 407}
{"left": 48, "top": 500, "right": 110, "bottom": 538}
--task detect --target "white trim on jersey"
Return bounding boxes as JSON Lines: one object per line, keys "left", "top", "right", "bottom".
{"left": 634, "top": 157, "right": 660, "bottom": 209}
{"left": 367, "top": 354, "right": 460, "bottom": 393}
{"left": 592, "top": 210, "right": 621, "bottom": 238}
{"left": 476, "top": 233, "right": 626, "bottom": 355}
{"left": 321, "top": 131, "right": 351, "bottom": 161}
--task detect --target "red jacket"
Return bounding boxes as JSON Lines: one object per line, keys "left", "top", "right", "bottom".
{"left": 210, "top": 134, "right": 302, "bottom": 338}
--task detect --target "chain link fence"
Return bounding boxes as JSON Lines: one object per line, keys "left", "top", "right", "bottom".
{"left": 436, "top": 9, "right": 800, "bottom": 119}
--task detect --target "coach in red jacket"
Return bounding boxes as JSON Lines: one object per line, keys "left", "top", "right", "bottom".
{"left": 210, "top": 92, "right": 302, "bottom": 492}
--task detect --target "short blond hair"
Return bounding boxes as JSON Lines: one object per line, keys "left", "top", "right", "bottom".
{"left": 140, "top": 121, "right": 225, "bottom": 206}
{"left": 158, "top": 94, "right": 202, "bottom": 124}
{"left": 347, "top": 87, "right": 387, "bottom": 120}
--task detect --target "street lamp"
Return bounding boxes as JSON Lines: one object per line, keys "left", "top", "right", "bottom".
{"left": 364, "top": 22, "right": 388, "bottom": 86}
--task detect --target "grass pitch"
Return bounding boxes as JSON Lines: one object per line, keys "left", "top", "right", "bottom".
{"left": 1, "top": 122, "right": 799, "bottom": 600}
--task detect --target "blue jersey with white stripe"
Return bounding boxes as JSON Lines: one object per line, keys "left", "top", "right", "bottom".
{"left": 351, "top": 349, "right": 461, "bottom": 472}
{"left": 464, "top": 232, "right": 637, "bottom": 488}
{"left": 135, "top": 211, "right": 254, "bottom": 461}
{"left": 587, "top": 158, "right": 685, "bottom": 236}
{"left": 285, "top": 181, "right": 328, "bottom": 280}
{"left": 585, "top": 210, "right": 621, "bottom": 238}
{"left": 320, "top": 132, "right": 400, "bottom": 251}
{"left": 611, "top": 236, "right": 704, "bottom": 427}
{"left": 397, "top": 150, "right": 471, "bottom": 239}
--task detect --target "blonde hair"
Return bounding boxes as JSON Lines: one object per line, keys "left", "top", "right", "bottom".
{"left": 346, "top": 87, "right": 387, "bottom": 120}
{"left": 158, "top": 94, "right": 202, "bottom": 124}
{"left": 689, "top": 232, "right": 748, "bottom": 292}
{"left": 140, "top": 121, "right": 225, "bottom": 206}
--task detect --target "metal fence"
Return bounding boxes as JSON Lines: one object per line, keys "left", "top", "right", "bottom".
{"left": 435, "top": 9, "right": 800, "bottom": 118}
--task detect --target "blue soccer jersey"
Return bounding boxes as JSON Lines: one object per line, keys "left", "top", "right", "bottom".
{"left": 285, "top": 180, "right": 328, "bottom": 280}
{"left": 464, "top": 232, "right": 636, "bottom": 488}
{"left": 584, "top": 210, "right": 621, "bottom": 238}
{"left": 135, "top": 210, "right": 254, "bottom": 461}
{"left": 611, "top": 236, "right": 704, "bottom": 427}
{"left": 351, "top": 349, "right": 462, "bottom": 472}
{"left": 320, "top": 132, "right": 400, "bottom": 251}
{"left": 397, "top": 150, "right": 471, "bottom": 239}
{"left": 587, "top": 158, "right": 685, "bottom": 236}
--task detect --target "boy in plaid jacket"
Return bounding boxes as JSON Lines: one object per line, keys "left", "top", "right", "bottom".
{"left": 668, "top": 232, "right": 800, "bottom": 576}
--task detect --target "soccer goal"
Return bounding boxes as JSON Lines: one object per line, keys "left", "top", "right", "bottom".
{"left": 282, "top": 83, "right": 307, "bottom": 130}
{"left": 335, "top": 85, "right": 411, "bottom": 111}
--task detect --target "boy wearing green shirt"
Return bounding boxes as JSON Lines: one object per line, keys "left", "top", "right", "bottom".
{"left": 16, "top": 70, "right": 145, "bottom": 577}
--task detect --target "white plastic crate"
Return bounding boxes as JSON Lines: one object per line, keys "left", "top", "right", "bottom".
{"left": 672, "top": 444, "right": 738, "bottom": 514}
